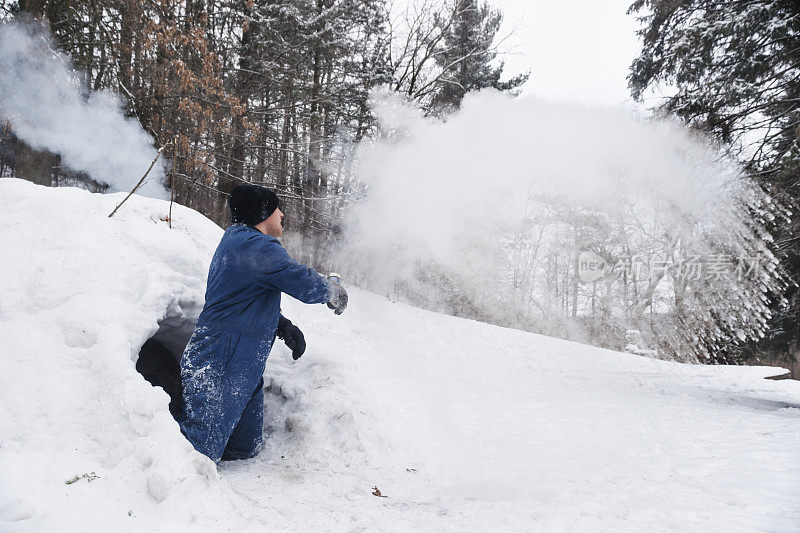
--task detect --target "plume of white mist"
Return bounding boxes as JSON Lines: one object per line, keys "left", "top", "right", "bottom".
{"left": 338, "top": 88, "right": 774, "bottom": 355}
{"left": 351, "top": 89, "right": 746, "bottom": 269}
{"left": 0, "top": 22, "right": 167, "bottom": 198}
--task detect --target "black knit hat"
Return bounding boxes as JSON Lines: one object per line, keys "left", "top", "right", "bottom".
{"left": 229, "top": 184, "right": 281, "bottom": 225}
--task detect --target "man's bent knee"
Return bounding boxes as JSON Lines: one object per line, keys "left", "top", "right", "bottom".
{"left": 221, "top": 438, "right": 263, "bottom": 461}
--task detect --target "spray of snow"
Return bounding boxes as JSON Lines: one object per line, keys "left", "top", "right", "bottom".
{"left": 0, "top": 22, "right": 167, "bottom": 198}
{"left": 350, "top": 89, "right": 743, "bottom": 274}
{"left": 340, "top": 89, "right": 767, "bottom": 344}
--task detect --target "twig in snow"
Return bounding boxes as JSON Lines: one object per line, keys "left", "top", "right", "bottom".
{"left": 167, "top": 136, "right": 177, "bottom": 229}
{"left": 168, "top": 176, "right": 174, "bottom": 229}
{"left": 65, "top": 472, "right": 100, "bottom": 485}
{"left": 108, "top": 142, "right": 170, "bottom": 218}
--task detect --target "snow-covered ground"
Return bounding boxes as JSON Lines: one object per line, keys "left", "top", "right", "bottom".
{"left": 1, "top": 178, "right": 799, "bottom": 531}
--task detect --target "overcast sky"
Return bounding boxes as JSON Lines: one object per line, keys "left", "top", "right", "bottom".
{"left": 489, "top": 0, "right": 642, "bottom": 106}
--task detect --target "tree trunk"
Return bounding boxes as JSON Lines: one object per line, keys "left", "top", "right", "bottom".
{"left": 19, "top": 0, "right": 46, "bottom": 18}
{"left": 303, "top": 0, "right": 327, "bottom": 233}
{"left": 118, "top": 0, "right": 135, "bottom": 92}
{"left": 256, "top": 88, "right": 270, "bottom": 183}
{"left": 15, "top": 142, "right": 56, "bottom": 186}
{"left": 278, "top": 79, "right": 293, "bottom": 190}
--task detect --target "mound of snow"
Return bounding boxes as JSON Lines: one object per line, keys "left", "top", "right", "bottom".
{"left": 2, "top": 179, "right": 800, "bottom": 531}
{"left": 0, "top": 179, "right": 248, "bottom": 529}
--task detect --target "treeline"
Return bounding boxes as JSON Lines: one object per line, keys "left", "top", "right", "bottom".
{"left": 629, "top": 0, "right": 800, "bottom": 368}
{"left": 0, "top": 0, "right": 526, "bottom": 237}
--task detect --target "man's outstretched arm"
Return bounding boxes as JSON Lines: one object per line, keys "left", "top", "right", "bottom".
{"left": 253, "top": 238, "right": 331, "bottom": 304}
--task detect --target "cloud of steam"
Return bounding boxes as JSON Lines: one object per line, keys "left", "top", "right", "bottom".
{"left": 339, "top": 89, "right": 759, "bottom": 325}
{"left": 0, "top": 22, "right": 167, "bottom": 198}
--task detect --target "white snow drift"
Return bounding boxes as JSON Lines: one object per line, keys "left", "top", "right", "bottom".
{"left": 1, "top": 179, "right": 799, "bottom": 531}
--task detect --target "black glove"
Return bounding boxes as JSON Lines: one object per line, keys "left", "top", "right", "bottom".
{"left": 276, "top": 315, "right": 306, "bottom": 360}
{"left": 326, "top": 275, "right": 348, "bottom": 315}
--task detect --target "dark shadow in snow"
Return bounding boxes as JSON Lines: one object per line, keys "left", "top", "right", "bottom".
{"left": 137, "top": 338, "right": 183, "bottom": 417}
{"left": 259, "top": 379, "right": 295, "bottom": 450}
{"left": 134, "top": 310, "right": 197, "bottom": 419}
{"left": 705, "top": 391, "right": 800, "bottom": 412}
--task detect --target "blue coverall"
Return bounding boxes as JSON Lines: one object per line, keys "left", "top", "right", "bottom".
{"left": 178, "top": 224, "right": 330, "bottom": 462}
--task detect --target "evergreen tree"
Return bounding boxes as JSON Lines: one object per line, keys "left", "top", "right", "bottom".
{"left": 429, "top": 0, "right": 527, "bottom": 114}
{"left": 628, "top": 0, "right": 800, "bottom": 361}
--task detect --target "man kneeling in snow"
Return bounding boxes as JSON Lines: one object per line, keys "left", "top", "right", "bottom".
{"left": 178, "top": 184, "right": 348, "bottom": 463}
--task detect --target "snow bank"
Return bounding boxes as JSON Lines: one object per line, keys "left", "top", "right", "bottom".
{"left": 2, "top": 179, "right": 799, "bottom": 531}
{"left": 0, "top": 179, "right": 239, "bottom": 529}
